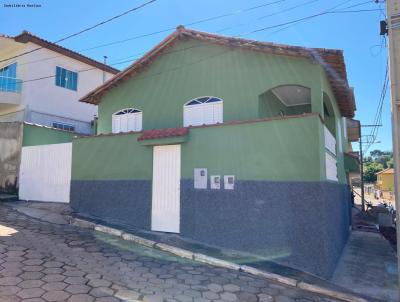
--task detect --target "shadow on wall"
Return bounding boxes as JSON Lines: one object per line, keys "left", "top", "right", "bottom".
{"left": 0, "top": 122, "right": 23, "bottom": 194}
{"left": 258, "top": 85, "right": 312, "bottom": 119}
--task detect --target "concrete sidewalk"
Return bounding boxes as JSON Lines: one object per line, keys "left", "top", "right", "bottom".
{"left": 3, "top": 200, "right": 70, "bottom": 225}
{"left": 332, "top": 230, "right": 398, "bottom": 302}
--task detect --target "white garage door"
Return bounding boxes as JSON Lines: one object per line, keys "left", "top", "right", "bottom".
{"left": 19, "top": 143, "right": 72, "bottom": 203}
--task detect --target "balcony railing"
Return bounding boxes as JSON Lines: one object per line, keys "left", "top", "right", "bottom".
{"left": 0, "top": 76, "right": 22, "bottom": 93}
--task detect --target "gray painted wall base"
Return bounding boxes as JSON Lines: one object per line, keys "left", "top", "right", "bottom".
{"left": 70, "top": 180, "right": 151, "bottom": 230}
{"left": 181, "top": 180, "right": 351, "bottom": 279}
{"left": 70, "top": 179, "right": 351, "bottom": 278}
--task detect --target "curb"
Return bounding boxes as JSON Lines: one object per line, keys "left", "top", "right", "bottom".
{"left": 68, "top": 217, "right": 369, "bottom": 302}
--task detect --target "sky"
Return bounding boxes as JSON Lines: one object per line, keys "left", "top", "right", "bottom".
{"left": 0, "top": 0, "right": 391, "bottom": 154}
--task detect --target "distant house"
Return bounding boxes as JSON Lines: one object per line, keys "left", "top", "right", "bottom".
{"left": 0, "top": 31, "right": 119, "bottom": 193}
{"left": 67, "top": 26, "right": 360, "bottom": 278}
{"left": 0, "top": 31, "right": 118, "bottom": 132}
{"left": 376, "top": 168, "right": 394, "bottom": 191}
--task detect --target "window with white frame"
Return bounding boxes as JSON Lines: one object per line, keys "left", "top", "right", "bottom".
{"left": 112, "top": 108, "right": 142, "bottom": 133}
{"left": 183, "top": 96, "right": 223, "bottom": 127}
{"left": 52, "top": 122, "right": 75, "bottom": 132}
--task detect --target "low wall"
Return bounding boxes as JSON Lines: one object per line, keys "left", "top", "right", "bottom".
{"left": 70, "top": 178, "right": 350, "bottom": 278}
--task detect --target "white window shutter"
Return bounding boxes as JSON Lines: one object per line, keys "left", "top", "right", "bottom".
{"left": 126, "top": 113, "right": 136, "bottom": 132}
{"left": 213, "top": 103, "right": 223, "bottom": 124}
{"left": 184, "top": 106, "right": 198, "bottom": 126}
{"left": 134, "top": 112, "right": 142, "bottom": 131}
{"left": 202, "top": 103, "right": 214, "bottom": 125}
{"left": 112, "top": 115, "right": 121, "bottom": 133}
{"left": 183, "top": 97, "right": 223, "bottom": 127}
{"left": 119, "top": 114, "right": 128, "bottom": 132}
{"left": 337, "top": 120, "right": 343, "bottom": 153}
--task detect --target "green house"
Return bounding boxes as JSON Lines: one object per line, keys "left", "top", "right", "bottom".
{"left": 71, "top": 27, "right": 359, "bottom": 278}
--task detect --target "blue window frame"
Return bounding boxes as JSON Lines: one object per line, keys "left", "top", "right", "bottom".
{"left": 52, "top": 122, "right": 75, "bottom": 132}
{"left": 0, "top": 63, "right": 17, "bottom": 78}
{"left": 0, "top": 62, "right": 21, "bottom": 93}
{"left": 55, "top": 66, "right": 78, "bottom": 91}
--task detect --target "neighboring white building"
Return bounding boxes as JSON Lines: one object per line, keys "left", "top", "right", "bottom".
{"left": 0, "top": 31, "right": 119, "bottom": 134}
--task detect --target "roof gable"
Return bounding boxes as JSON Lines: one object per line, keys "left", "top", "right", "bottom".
{"left": 376, "top": 168, "right": 394, "bottom": 175}
{"left": 12, "top": 31, "right": 119, "bottom": 74}
{"left": 79, "top": 26, "right": 355, "bottom": 117}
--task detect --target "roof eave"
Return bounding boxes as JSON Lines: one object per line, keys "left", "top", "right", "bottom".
{"left": 13, "top": 32, "right": 119, "bottom": 74}
{"left": 79, "top": 27, "right": 355, "bottom": 118}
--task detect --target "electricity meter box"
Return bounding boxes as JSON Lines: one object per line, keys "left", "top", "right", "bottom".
{"left": 194, "top": 168, "right": 207, "bottom": 189}
{"left": 210, "top": 175, "right": 221, "bottom": 189}
{"left": 224, "top": 175, "right": 235, "bottom": 190}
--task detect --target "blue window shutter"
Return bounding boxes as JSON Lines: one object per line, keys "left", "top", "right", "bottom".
{"left": 55, "top": 66, "right": 60, "bottom": 86}
{"left": 60, "top": 68, "right": 67, "bottom": 87}
{"left": 55, "top": 66, "right": 78, "bottom": 91}
{"left": 73, "top": 72, "right": 78, "bottom": 91}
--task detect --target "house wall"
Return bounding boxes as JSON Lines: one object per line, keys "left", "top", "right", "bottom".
{"left": 378, "top": 173, "right": 394, "bottom": 191}
{"left": 0, "top": 38, "right": 114, "bottom": 133}
{"left": 97, "top": 40, "right": 324, "bottom": 133}
{"left": 0, "top": 122, "right": 23, "bottom": 193}
{"left": 70, "top": 114, "right": 351, "bottom": 278}
{"left": 320, "top": 73, "right": 347, "bottom": 184}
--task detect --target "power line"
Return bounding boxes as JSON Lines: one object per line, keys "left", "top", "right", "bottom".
{"left": 245, "top": 0, "right": 372, "bottom": 35}
{"left": 19, "top": 6, "right": 380, "bottom": 87}
{"left": 363, "top": 58, "right": 389, "bottom": 154}
{"left": 12, "top": 0, "right": 291, "bottom": 68}
{"left": 15, "top": 0, "right": 368, "bottom": 70}
{"left": 269, "top": 8, "right": 379, "bottom": 36}
{"left": 0, "top": 0, "right": 158, "bottom": 64}
{"left": 257, "top": 0, "right": 319, "bottom": 20}
{"left": 215, "top": 0, "right": 320, "bottom": 35}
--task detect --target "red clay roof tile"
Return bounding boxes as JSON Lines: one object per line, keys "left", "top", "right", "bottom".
{"left": 79, "top": 27, "right": 355, "bottom": 118}
{"left": 138, "top": 127, "right": 189, "bottom": 141}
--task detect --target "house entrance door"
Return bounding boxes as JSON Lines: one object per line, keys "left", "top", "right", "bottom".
{"left": 151, "top": 145, "right": 181, "bottom": 233}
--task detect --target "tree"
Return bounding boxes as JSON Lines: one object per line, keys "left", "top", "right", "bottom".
{"left": 362, "top": 149, "right": 393, "bottom": 182}
{"left": 363, "top": 162, "right": 384, "bottom": 183}
{"left": 387, "top": 158, "right": 394, "bottom": 168}
{"left": 370, "top": 149, "right": 384, "bottom": 159}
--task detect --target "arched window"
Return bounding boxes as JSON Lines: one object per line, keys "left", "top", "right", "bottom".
{"left": 183, "top": 96, "right": 223, "bottom": 127}
{"left": 112, "top": 108, "right": 142, "bottom": 133}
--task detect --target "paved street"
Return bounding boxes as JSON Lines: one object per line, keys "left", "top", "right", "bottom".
{"left": 0, "top": 205, "right": 343, "bottom": 302}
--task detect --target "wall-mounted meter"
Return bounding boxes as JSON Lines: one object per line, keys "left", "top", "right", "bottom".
{"left": 224, "top": 175, "right": 235, "bottom": 190}
{"left": 194, "top": 168, "right": 207, "bottom": 189}
{"left": 210, "top": 175, "right": 221, "bottom": 189}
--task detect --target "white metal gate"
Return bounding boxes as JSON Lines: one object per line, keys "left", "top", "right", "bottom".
{"left": 19, "top": 143, "right": 72, "bottom": 203}
{"left": 151, "top": 145, "right": 181, "bottom": 233}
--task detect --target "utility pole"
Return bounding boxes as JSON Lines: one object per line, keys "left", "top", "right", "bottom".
{"left": 359, "top": 125, "right": 382, "bottom": 211}
{"left": 385, "top": 0, "right": 400, "bottom": 290}
{"left": 359, "top": 126, "right": 365, "bottom": 211}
